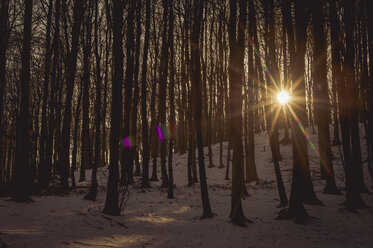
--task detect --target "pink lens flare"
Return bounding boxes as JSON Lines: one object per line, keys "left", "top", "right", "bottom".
{"left": 123, "top": 136, "right": 134, "bottom": 148}
{"left": 157, "top": 125, "right": 164, "bottom": 141}
{"left": 157, "top": 123, "right": 177, "bottom": 141}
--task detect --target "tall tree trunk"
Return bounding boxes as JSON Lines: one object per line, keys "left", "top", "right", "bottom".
{"left": 329, "top": 0, "right": 342, "bottom": 147}
{"left": 121, "top": 1, "right": 135, "bottom": 186}
{"left": 71, "top": 83, "right": 83, "bottom": 190}
{"left": 38, "top": 0, "right": 53, "bottom": 187}
{"left": 0, "top": 0, "right": 9, "bottom": 190}
{"left": 341, "top": 0, "right": 366, "bottom": 209}
{"left": 141, "top": 0, "right": 151, "bottom": 189}
{"left": 80, "top": 1, "right": 94, "bottom": 182}
{"left": 265, "top": 0, "right": 287, "bottom": 208}
{"left": 103, "top": 0, "right": 124, "bottom": 216}
{"left": 132, "top": 1, "right": 142, "bottom": 178}
{"left": 13, "top": 0, "right": 33, "bottom": 202}
{"left": 158, "top": 0, "right": 171, "bottom": 188}
{"left": 59, "top": 0, "right": 84, "bottom": 189}
{"left": 366, "top": 0, "right": 373, "bottom": 187}
{"left": 149, "top": 5, "right": 160, "bottom": 182}
{"left": 228, "top": 0, "right": 249, "bottom": 226}
{"left": 45, "top": 0, "right": 61, "bottom": 187}
{"left": 245, "top": 0, "right": 259, "bottom": 184}
{"left": 311, "top": 0, "right": 340, "bottom": 194}
{"left": 278, "top": 0, "right": 320, "bottom": 223}
{"left": 192, "top": 0, "right": 214, "bottom": 219}
{"left": 167, "top": 0, "right": 175, "bottom": 199}
{"left": 85, "top": 0, "right": 102, "bottom": 201}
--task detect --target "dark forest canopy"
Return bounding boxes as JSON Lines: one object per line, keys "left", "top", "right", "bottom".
{"left": 0, "top": 0, "right": 373, "bottom": 225}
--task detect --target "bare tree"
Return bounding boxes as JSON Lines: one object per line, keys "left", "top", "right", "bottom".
{"left": 59, "top": 0, "right": 85, "bottom": 189}
{"left": 13, "top": 0, "right": 33, "bottom": 202}
{"left": 103, "top": 0, "right": 124, "bottom": 215}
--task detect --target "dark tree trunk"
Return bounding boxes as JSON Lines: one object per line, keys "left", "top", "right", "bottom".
{"left": 45, "top": 0, "right": 61, "bottom": 187}
{"left": 141, "top": 0, "right": 151, "bottom": 189}
{"left": 132, "top": 1, "right": 142, "bottom": 178}
{"left": 192, "top": 0, "right": 214, "bottom": 219}
{"left": 186, "top": 2, "right": 197, "bottom": 185}
{"left": 71, "top": 83, "right": 83, "bottom": 190}
{"left": 266, "top": 0, "right": 287, "bottom": 208}
{"left": 38, "top": 0, "right": 53, "bottom": 187}
{"left": 13, "top": 0, "right": 33, "bottom": 202}
{"left": 167, "top": 0, "right": 175, "bottom": 199}
{"left": 0, "top": 0, "right": 9, "bottom": 189}
{"left": 207, "top": 4, "right": 215, "bottom": 169}
{"left": 59, "top": 0, "right": 84, "bottom": 189}
{"left": 341, "top": 0, "right": 366, "bottom": 209}
{"left": 367, "top": 0, "right": 373, "bottom": 187}
{"left": 103, "top": 0, "right": 124, "bottom": 216}
{"left": 245, "top": 0, "right": 259, "bottom": 184}
{"left": 329, "top": 0, "right": 342, "bottom": 146}
{"left": 85, "top": 0, "right": 102, "bottom": 201}
{"left": 149, "top": 5, "right": 160, "bottom": 182}
{"left": 278, "top": 0, "right": 319, "bottom": 224}
{"left": 121, "top": 1, "right": 135, "bottom": 186}
{"left": 158, "top": 0, "right": 170, "bottom": 188}
{"left": 80, "top": 1, "right": 94, "bottom": 183}
{"left": 311, "top": 0, "right": 340, "bottom": 194}
{"left": 228, "top": 0, "right": 250, "bottom": 226}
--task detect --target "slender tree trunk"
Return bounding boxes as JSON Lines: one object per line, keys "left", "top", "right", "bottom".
{"left": 59, "top": 0, "right": 84, "bottom": 189}
{"left": 228, "top": 0, "right": 250, "bottom": 226}
{"left": 141, "top": 0, "right": 151, "bottom": 189}
{"left": 366, "top": 0, "right": 373, "bottom": 187}
{"left": 121, "top": 1, "right": 135, "bottom": 185}
{"left": 207, "top": 5, "right": 215, "bottom": 169}
{"left": 311, "top": 0, "right": 340, "bottom": 194}
{"left": 278, "top": 0, "right": 319, "bottom": 223}
{"left": 13, "top": 0, "right": 33, "bottom": 202}
{"left": 158, "top": 0, "right": 170, "bottom": 188}
{"left": 149, "top": 5, "right": 160, "bottom": 182}
{"left": 71, "top": 83, "right": 83, "bottom": 190}
{"left": 265, "top": 0, "right": 287, "bottom": 208}
{"left": 167, "top": 0, "right": 175, "bottom": 198}
{"left": 0, "top": 0, "right": 9, "bottom": 190}
{"left": 132, "top": 1, "right": 142, "bottom": 178}
{"left": 192, "top": 0, "right": 214, "bottom": 219}
{"left": 38, "top": 0, "right": 53, "bottom": 187}
{"left": 245, "top": 0, "right": 259, "bottom": 183}
{"left": 103, "top": 0, "right": 124, "bottom": 216}
{"left": 45, "top": 0, "right": 61, "bottom": 187}
{"left": 80, "top": 1, "right": 94, "bottom": 182}
{"left": 85, "top": 0, "right": 102, "bottom": 201}
{"left": 341, "top": 0, "right": 366, "bottom": 209}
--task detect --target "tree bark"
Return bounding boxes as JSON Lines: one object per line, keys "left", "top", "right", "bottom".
{"left": 59, "top": 0, "right": 84, "bottom": 189}
{"left": 13, "top": 0, "right": 33, "bottom": 202}
{"left": 228, "top": 0, "right": 250, "bottom": 225}
{"left": 141, "top": 0, "right": 151, "bottom": 189}
{"left": 85, "top": 0, "right": 102, "bottom": 201}
{"left": 192, "top": 0, "right": 214, "bottom": 219}
{"left": 103, "top": 0, "right": 124, "bottom": 216}
{"left": 311, "top": 0, "right": 339, "bottom": 194}
{"left": 167, "top": 0, "right": 175, "bottom": 199}
{"left": 0, "top": 0, "right": 9, "bottom": 190}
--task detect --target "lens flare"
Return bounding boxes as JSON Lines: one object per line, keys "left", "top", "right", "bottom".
{"left": 123, "top": 136, "right": 135, "bottom": 148}
{"left": 157, "top": 123, "right": 177, "bottom": 141}
{"left": 277, "top": 91, "right": 290, "bottom": 104}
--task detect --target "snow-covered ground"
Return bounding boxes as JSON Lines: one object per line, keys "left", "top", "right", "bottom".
{"left": 1, "top": 126, "right": 373, "bottom": 248}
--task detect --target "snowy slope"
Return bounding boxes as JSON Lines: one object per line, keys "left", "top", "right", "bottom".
{"left": 1, "top": 126, "right": 373, "bottom": 248}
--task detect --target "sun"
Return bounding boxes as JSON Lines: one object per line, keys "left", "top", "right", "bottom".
{"left": 277, "top": 91, "right": 290, "bottom": 105}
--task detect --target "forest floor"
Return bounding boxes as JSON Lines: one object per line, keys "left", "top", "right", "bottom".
{"left": 1, "top": 126, "right": 373, "bottom": 248}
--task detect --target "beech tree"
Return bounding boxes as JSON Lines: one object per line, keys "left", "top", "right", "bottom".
{"left": 13, "top": 0, "right": 33, "bottom": 202}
